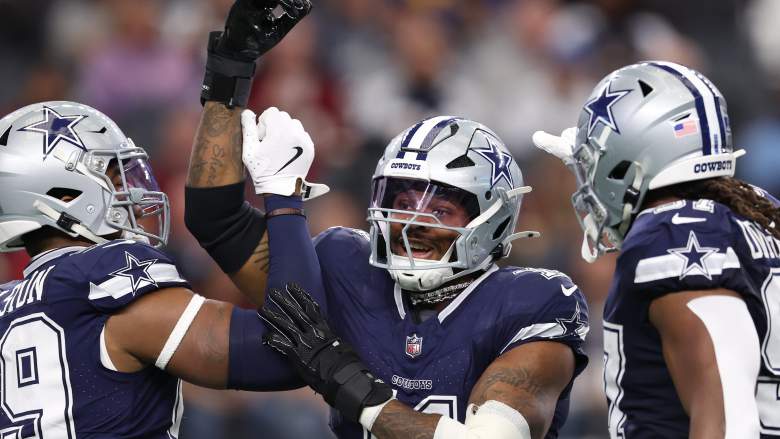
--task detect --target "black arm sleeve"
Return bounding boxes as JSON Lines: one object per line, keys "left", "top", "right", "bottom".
{"left": 184, "top": 182, "right": 266, "bottom": 273}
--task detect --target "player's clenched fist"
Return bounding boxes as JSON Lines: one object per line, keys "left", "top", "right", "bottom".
{"left": 219, "top": 0, "right": 312, "bottom": 62}
{"left": 241, "top": 107, "right": 329, "bottom": 199}
{"left": 201, "top": 0, "right": 313, "bottom": 108}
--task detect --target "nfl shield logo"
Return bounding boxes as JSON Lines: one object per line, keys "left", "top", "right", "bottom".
{"left": 405, "top": 333, "right": 423, "bottom": 358}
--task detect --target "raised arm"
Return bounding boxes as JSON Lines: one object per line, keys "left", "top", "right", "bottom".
{"left": 184, "top": 0, "right": 311, "bottom": 304}
{"left": 648, "top": 288, "right": 761, "bottom": 438}
{"left": 187, "top": 102, "right": 244, "bottom": 188}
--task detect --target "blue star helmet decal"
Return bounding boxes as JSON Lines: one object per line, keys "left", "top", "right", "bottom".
{"left": 583, "top": 81, "right": 632, "bottom": 137}
{"left": 473, "top": 137, "right": 514, "bottom": 188}
{"left": 18, "top": 105, "right": 88, "bottom": 158}
{"left": 109, "top": 251, "right": 158, "bottom": 295}
{"left": 667, "top": 231, "right": 718, "bottom": 280}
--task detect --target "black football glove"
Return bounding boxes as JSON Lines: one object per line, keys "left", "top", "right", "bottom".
{"left": 260, "top": 284, "right": 394, "bottom": 422}
{"left": 201, "top": 0, "right": 312, "bottom": 107}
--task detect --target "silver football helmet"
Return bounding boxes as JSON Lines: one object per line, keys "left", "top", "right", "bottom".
{"left": 368, "top": 116, "right": 538, "bottom": 291}
{"left": 539, "top": 61, "right": 743, "bottom": 262}
{"left": 0, "top": 101, "right": 169, "bottom": 252}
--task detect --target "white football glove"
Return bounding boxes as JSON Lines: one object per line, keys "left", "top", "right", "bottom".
{"left": 241, "top": 107, "right": 329, "bottom": 199}
{"left": 531, "top": 127, "right": 578, "bottom": 166}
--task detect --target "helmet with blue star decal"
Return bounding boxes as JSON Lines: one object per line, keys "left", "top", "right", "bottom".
{"left": 568, "top": 61, "right": 743, "bottom": 261}
{"left": 0, "top": 101, "right": 170, "bottom": 252}
{"left": 368, "top": 116, "right": 539, "bottom": 292}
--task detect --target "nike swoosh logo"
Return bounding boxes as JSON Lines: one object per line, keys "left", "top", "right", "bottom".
{"left": 671, "top": 213, "right": 707, "bottom": 225}
{"left": 560, "top": 285, "right": 578, "bottom": 296}
{"left": 275, "top": 146, "right": 304, "bottom": 175}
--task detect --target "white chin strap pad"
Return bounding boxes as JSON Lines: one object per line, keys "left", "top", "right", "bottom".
{"left": 432, "top": 401, "right": 531, "bottom": 439}
{"left": 579, "top": 213, "right": 600, "bottom": 263}
{"left": 33, "top": 200, "right": 108, "bottom": 245}
{"left": 388, "top": 256, "right": 454, "bottom": 291}
{"left": 388, "top": 244, "right": 456, "bottom": 291}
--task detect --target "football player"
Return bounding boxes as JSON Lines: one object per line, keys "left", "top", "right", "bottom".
{"left": 191, "top": 108, "right": 591, "bottom": 438}
{"left": 0, "top": 1, "right": 314, "bottom": 437}
{"left": 188, "top": 29, "right": 591, "bottom": 437}
{"left": 533, "top": 61, "right": 780, "bottom": 438}
{"left": 186, "top": 2, "right": 590, "bottom": 438}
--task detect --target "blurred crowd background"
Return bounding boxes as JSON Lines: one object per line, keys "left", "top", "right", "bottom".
{"left": 1, "top": 0, "right": 779, "bottom": 437}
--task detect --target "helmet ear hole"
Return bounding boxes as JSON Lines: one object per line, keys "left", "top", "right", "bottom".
{"left": 492, "top": 217, "right": 511, "bottom": 240}
{"left": 608, "top": 161, "right": 632, "bottom": 181}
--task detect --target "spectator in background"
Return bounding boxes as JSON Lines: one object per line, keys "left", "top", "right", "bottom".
{"left": 76, "top": 0, "right": 200, "bottom": 149}
{"left": 1, "top": 1, "right": 777, "bottom": 438}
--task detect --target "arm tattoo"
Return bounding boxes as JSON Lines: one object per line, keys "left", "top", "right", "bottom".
{"left": 187, "top": 102, "right": 244, "bottom": 187}
{"left": 203, "top": 102, "right": 232, "bottom": 137}
{"left": 205, "top": 144, "right": 226, "bottom": 187}
{"left": 231, "top": 124, "right": 243, "bottom": 170}
{"left": 250, "top": 235, "right": 269, "bottom": 273}
{"left": 470, "top": 366, "right": 546, "bottom": 414}
{"left": 199, "top": 301, "right": 230, "bottom": 365}
{"left": 372, "top": 400, "right": 440, "bottom": 439}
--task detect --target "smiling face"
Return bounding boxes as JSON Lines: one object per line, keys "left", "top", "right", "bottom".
{"left": 388, "top": 188, "right": 472, "bottom": 261}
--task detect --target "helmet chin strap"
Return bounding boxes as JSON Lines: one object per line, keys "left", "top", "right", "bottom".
{"left": 580, "top": 213, "right": 600, "bottom": 264}
{"left": 388, "top": 244, "right": 456, "bottom": 291}
{"left": 121, "top": 230, "right": 151, "bottom": 245}
{"left": 33, "top": 200, "right": 108, "bottom": 245}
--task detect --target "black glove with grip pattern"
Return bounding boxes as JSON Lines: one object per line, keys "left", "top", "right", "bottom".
{"left": 259, "top": 284, "right": 394, "bottom": 422}
{"left": 201, "top": 0, "right": 312, "bottom": 107}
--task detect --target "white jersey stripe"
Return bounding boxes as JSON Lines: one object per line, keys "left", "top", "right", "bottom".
{"left": 88, "top": 263, "right": 184, "bottom": 300}
{"left": 499, "top": 322, "right": 563, "bottom": 354}
{"left": 438, "top": 265, "right": 498, "bottom": 323}
{"left": 634, "top": 247, "right": 741, "bottom": 284}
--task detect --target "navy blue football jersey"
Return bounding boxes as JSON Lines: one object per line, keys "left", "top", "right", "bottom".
{"left": 314, "top": 227, "right": 589, "bottom": 439}
{"left": 0, "top": 240, "right": 189, "bottom": 438}
{"left": 603, "top": 195, "right": 780, "bottom": 438}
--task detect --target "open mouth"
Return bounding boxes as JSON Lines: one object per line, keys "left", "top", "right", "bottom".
{"left": 395, "top": 239, "right": 437, "bottom": 260}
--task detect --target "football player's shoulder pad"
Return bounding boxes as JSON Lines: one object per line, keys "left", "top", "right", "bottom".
{"left": 622, "top": 199, "right": 732, "bottom": 261}
{"left": 313, "top": 226, "right": 370, "bottom": 257}
{"left": 493, "top": 266, "right": 585, "bottom": 313}
{"left": 619, "top": 199, "right": 743, "bottom": 299}
{"left": 63, "top": 239, "right": 189, "bottom": 312}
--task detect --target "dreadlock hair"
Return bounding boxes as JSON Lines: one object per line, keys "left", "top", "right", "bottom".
{"left": 643, "top": 177, "right": 780, "bottom": 239}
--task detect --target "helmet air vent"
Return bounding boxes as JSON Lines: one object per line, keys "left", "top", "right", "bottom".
{"left": 608, "top": 161, "right": 631, "bottom": 180}
{"left": 0, "top": 125, "right": 11, "bottom": 146}
{"left": 446, "top": 155, "right": 475, "bottom": 169}
{"left": 46, "top": 188, "right": 83, "bottom": 202}
{"left": 638, "top": 79, "right": 654, "bottom": 97}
